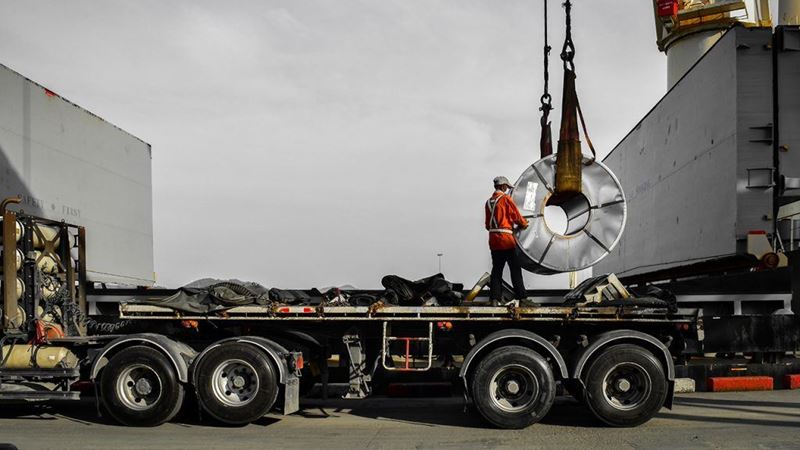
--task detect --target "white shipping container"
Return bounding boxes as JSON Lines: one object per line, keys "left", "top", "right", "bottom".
{"left": 0, "top": 63, "right": 154, "bottom": 286}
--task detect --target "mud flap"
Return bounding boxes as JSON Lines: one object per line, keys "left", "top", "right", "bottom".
{"left": 281, "top": 374, "right": 300, "bottom": 415}
{"left": 664, "top": 380, "right": 675, "bottom": 409}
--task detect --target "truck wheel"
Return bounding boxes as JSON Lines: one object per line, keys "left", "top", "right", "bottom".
{"left": 100, "top": 345, "right": 185, "bottom": 426}
{"left": 583, "top": 344, "right": 667, "bottom": 427}
{"left": 471, "top": 345, "right": 556, "bottom": 429}
{"left": 194, "top": 342, "right": 279, "bottom": 425}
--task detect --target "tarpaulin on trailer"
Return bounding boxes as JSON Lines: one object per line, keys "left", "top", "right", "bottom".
{"left": 143, "top": 279, "right": 272, "bottom": 314}
{"left": 381, "top": 273, "right": 464, "bottom": 306}
{"left": 141, "top": 273, "right": 466, "bottom": 312}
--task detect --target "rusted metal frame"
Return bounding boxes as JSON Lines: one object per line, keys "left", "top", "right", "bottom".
{"left": 118, "top": 315, "right": 690, "bottom": 324}
{"left": 121, "top": 303, "right": 683, "bottom": 316}
{"left": 77, "top": 228, "right": 88, "bottom": 333}
{"left": 20, "top": 215, "right": 79, "bottom": 229}
{"left": 121, "top": 302, "right": 685, "bottom": 315}
{"left": 34, "top": 221, "right": 66, "bottom": 273}
{"left": 20, "top": 217, "right": 37, "bottom": 337}
{"left": 66, "top": 226, "right": 88, "bottom": 336}
{"left": 2, "top": 209, "right": 19, "bottom": 331}
{"left": 58, "top": 224, "right": 75, "bottom": 336}
{"left": 118, "top": 308, "right": 690, "bottom": 323}
{"left": 30, "top": 219, "right": 77, "bottom": 335}
{"left": 676, "top": 1, "right": 746, "bottom": 21}
{"left": 118, "top": 301, "right": 695, "bottom": 327}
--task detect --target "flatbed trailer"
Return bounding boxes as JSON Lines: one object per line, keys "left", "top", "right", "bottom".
{"left": 1, "top": 208, "right": 799, "bottom": 430}
{"left": 106, "top": 300, "right": 697, "bottom": 429}
{"left": 119, "top": 303, "right": 692, "bottom": 323}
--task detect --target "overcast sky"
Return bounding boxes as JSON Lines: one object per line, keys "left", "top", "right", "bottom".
{"left": 0, "top": 0, "right": 668, "bottom": 289}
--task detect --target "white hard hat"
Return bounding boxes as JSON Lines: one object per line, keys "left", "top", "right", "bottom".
{"left": 493, "top": 176, "right": 512, "bottom": 187}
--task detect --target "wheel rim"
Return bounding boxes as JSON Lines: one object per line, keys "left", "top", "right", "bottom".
{"left": 116, "top": 363, "right": 163, "bottom": 411}
{"left": 210, "top": 359, "right": 260, "bottom": 407}
{"left": 601, "top": 362, "right": 652, "bottom": 411}
{"left": 489, "top": 364, "right": 539, "bottom": 413}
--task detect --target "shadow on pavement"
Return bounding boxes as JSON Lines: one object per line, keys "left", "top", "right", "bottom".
{"left": 0, "top": 394, "right": 602, "bottom": 429}
{"left": 0, "top": 398, "right": 282, "bottom": 429}
{"left": 673, "top": 396, "right": 800, "bottom": 409}
{"left": 539, "top": 398, "right": 601, "bottom": 427}
{"left": 673, "top": 399, "right": 800, "bottom": 420}
{"left": 658, "top": 412, "right": 800, "bottom": 428}
{"left": 0, "top": 400, "right": 110, "bottom": 425}
{"left": 297, "top": 395, "right": 600, "bottom": 429}
{"left": 298, "top": 396, "right": 490, "bottom": 428}
{"left": 660, "top": 395, "right": 800, "bottom": 428}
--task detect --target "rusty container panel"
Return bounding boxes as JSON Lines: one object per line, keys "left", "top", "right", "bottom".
{"left": 595, "top": 27, "right": 779, "bottom": 279}
{"left": 0, "top": 63, "right": 154, "bottom": 286}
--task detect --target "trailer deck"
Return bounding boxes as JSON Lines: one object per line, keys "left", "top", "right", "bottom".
{"left": 119, "top": 303, "right": 697, "bottom": 324}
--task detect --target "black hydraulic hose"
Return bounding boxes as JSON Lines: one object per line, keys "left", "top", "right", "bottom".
{"left": 0, "top": 335, "right": 17, "bottom": 368}
{"left": 208, "top": 281, "right": 260, "bottom": 306}
{"left": 44, "top": 277, "right": 131, "bottom": 334}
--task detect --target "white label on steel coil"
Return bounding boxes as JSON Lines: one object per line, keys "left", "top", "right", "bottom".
{"left": 523, "top": 182, "right": 538, "bottom": 211}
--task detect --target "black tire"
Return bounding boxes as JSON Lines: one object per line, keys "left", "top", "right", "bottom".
{"left": 100, "top": 345, "right": 185, "bottom": 427}
{"left": 583, "top": 344, "right": 668, "bottom": 427}
{"left": 471, "top": 346, "right": 556, "bottom": 429}
{"left": 194, "top": 342, "right": 279, "bottom": 425}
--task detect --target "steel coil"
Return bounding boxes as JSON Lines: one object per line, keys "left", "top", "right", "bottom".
{"left": 511, "top": 154, "right": 626, "bottom": 274}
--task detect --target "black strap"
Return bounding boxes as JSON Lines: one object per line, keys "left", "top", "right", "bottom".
{"left": 575, "top": 94, "right": 596, "bottom": 164}
{"left": 540, "top": 0, "right": 552, "bottom": 111}
{"left": 539, "top": 0, "right": 553, "bottom": 159}
{"left": 560, "top": 0, "right": 595, "bottom": 165}
{"left": 561, "top": 0, "right": 575, "bottom": 71}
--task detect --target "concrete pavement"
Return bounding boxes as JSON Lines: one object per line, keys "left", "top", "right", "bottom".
{"left": 1, "top": 390, "right": 799, "bottom": 449}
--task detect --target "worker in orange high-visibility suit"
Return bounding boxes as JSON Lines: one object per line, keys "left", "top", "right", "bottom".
{"left": 485, "top": 176, "right": 529, "bottom": 305}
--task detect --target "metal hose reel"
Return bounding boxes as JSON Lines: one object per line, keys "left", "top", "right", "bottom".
{"left": 510, "top": 155, "right": 626, "bottom": 274}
